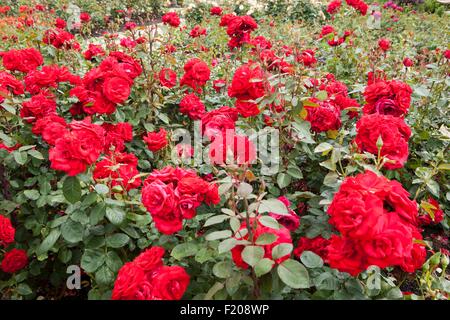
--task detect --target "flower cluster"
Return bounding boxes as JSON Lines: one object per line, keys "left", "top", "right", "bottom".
{"left": 327, "top": 170, "right": 426, "bottom": 276}
{"left": 162, "top": 12, "right": 181, "bottom": 28}
{"left": 222, "top": 15, "right": 258, "bottom": 49}
{"left": 0, "top": 48, "right": 43, "bottom": 73}
{"left": 70, "top": 52, "right": 142, "bottom": 115}
{"left": 141, "top": 166, "right": 220, "bottom": 235}
{"left": 112, "top": 246, "right": 189, "bottom": 300}
{"left": 0, "top": 215, "right": 28, "bottom": 274}
{"left": 179, "top": 58, "right": 210, "bottom": 93}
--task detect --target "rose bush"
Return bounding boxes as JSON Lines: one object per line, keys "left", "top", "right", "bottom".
{"left": 0, "top": 1, "right": 448, "bottom": 300}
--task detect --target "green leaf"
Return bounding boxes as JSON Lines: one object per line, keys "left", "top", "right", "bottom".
{"left": 277, "top": 173, "right": 291, "bottom": 189}
{"left": 94, "top": 184, "right": 109, "bottom": 195}
{"left": 254, "top": 258, "right": 275, "bottom": 277}
{"left": 300, "top": 251, "right": 323, "bottom": 268}
{"left": 259, "top": 198, "right": 289, "bottom": 216}
{"left": 16, "top": 283, "right": 33, "bottom": 296}
{"left": 255, "top": 233, "right": 277, "bottom": 245}
{"left": 258, "top": 215, "right": 280, "bottom": 230}
{"left": 277, "top": 259, "right": 310, "bottom": 289}
{"left": 213, "top": 261, "right": 232, "bottom": 278}
{"left": 237, "top": 182, "right": 253, "bottom": 198}
{"left": 171, "top": 242, "right": 198, "bottom": 260}
{"left": 272, "top": 243, "right": 293, "bottom": 260}
{"left": 316, "top": 90, "right": 328, "bottom": 101}
{"left": 95, "top": 265, "right": 115, "bottom": 287}
{"left": 106, "top": 233, "right": 130, "bottom": 248}
{"left": 314, "top": 142, "right": 333, "bottom": 154}
{"left": 241, "top": 246, "right": 265, "bottom": 267}
{"left": 36, "top": 229, "right": 61, "bottom": 256}
{"left": 13, "top": 151, "right": 27, "bottom": 165}
{"left": 61, "top": 219, "right": 84, "bottom": 243}
{"left": 28, "top": 149, "right": 44, "bottom": 160}
{"left": 204, "top": 214, "right": 230, "bottom": 227}
{"left": 106, "top": 251, "right": 123, "bottom": 272}
{"left": 81, "top": 249, "right": 105, "bottom": 273}
{"left": 106, "top": 207, "right": 126, "bottom": 225}
{"left": 287, "top": 166, "right": 303, "bottom": 179}
{"left": 218, "top": 238, "right": 238, "bottom": 254}
{"left": 90, "top": 203, "right": 106, "bottom": 225}
{"left": 205, "top": 230, "right": 232, "bottom": 241}
{"left": 24, "top": 189, "right": 40, "bottom": 200}
{"left": 63, "top": 176, "right": 81, "bottom": 204}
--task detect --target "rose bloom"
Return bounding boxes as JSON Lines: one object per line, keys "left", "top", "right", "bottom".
{"left": 297, "top": 49, "right": 317, "bottom": 67}
{"left": 231, "top": 218, "right": 293, "bottom": 269}
{"left": 102, "top": 122, "right": 133, "bottom": 153}
{"left": 326, "top": 170, "right": 425, "bottom": 276}
{"left": 93, "top": 151, "right": 141, "bottom": 191}
{"left": 179, "top": 93, "right": 205, "bottom": 120}
{"left": 327, "top": 0, "right": 342, "bottom": 14}
{"left": 0, "top": 72, "right": 24, "bottom": 102}
{"left": 208, "top": 133, "right": 257, "bottom": 166}
{"left": 293, "top": 236, "right": 330, "bottom": 262}
{"left": 444, "top": 50, "right": 450, "bottom": 60}
{"left": 378, "top": 38, "right": 391, "bottom": 51}
{"left": 189, "top": 25, "right": 207, "bottom": 38}
{"left": 162, "top": 12, "right": 180, "bottom": 27}
{"left": 32, "top": 114, "right": 67, "bottom": 145}
{"left": 200, "top": 106, "right": 238, "bottom": 140}
{"left": 355, "top": 114, "right": 411, "bottom": 169}
{"left": 363, "top": 80, "right": 412, "bottom": 117}
{"left": 21, "top": 91, "right": 57, "bottom": 123}
{"left": 1, "top": 249, "right": 28, "bottom": 273}
{"left": 403, "top": 57, "right": 414, "bottom": 67}
{"left": 49, "top": 118, "right": 105, "bottom": 176}
{"left": 179, "top": 58, "right": 210, "bottom": 92}
{"left": 151, "top": 266, "right": 190, "bottom": 300}
{"left": 158, "top": 68, "right": 177, "bottom": 88}
{"left": 55, "top": 18, "right": 66, "bottom": 29}
{"left": 0, "top": 48, "right": 43, "bottom": 73}
{"left": 210, "top": 6, "right": 223, "bottom": 16}
{"left": 143, "top": 128, "right": 168, "bottom": 152}
{"left": 304, "top": 98, "right": 341, "bottom": 133}
{"left": 319, "top": 25, "right": 335, "bottom": 38}
{"left": 0, "top": 215, "right": 15, "bottom": 247}
{"left": 83, "top": 44, "right": 105, "bottom": 61}
{"left": 80, "top": 12, "right": 91, "bottom": 23}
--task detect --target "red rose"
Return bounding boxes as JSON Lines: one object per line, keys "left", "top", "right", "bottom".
{"left": 355, "top": 113, "right": 411, "bottom": 169}
{"left": 208, "top": 133, "right": 257, "bottom": 166}
{"left": 1, "top": 249, "right": 28, "bottom": 273}
{"left": 179, "top": 58, "right": 210, "bottom": 92}
{"left": 83, "top": 44, "right": 105, "bottom": 60}
{"left": 133, "top": 246, "right": 165, "bottom": 272}
{"left": 0, "top": 72, "right": 24, "bottom": 102}
{"left": 319, "top": 25, "right": 335, "bottom": 38}
{"left": 403, "top": 57, "right": 414, "bottom": 67}
{"left": 162, "top": 12, "right": 180, "bottom": 27}
{"left": 112, "top": 262, "right": 146, "bottom": 300}
{"left": 228, "top": 63, "right": 266, "bottom": 101}
{"left": 55, "top": 18, "right": 66, "bottom": 29}
{"left": 444, "top": 50, "right": 450, "bottom": 60}
{"left": 305, "top": 98, "right": 341, "bottom": 133}
{"left": 0, "top": 215, "right": 15, "bottom": 247}
{"left": 363, "top": 79, "right": 412, "bottom": 116}
{"left": 327, "top": 0, "right": 342, "bottom": 14}
{"left": 378, "top": 38, "right": 391, "bottom": 51}
{"left": 327, "top": 170, "right": 424, "bottom": 275}
{"left": 200, "top": 106, "right": 238, "bottom": 140}
{"left": 93, "top": 151, "right": 141, "bottom": 191}
{"left": 179, "top": 93, "right": 205, "bottom": 120}
{"left": 43, "top": 29, "right": 77, "bottom": 49}
{"left": 219, "top": 13, "right": 236, "bottom": 27}
{"left": 158, "top": 68, "right": 177, "bottom": 88}
{"left": 176, "top": 193, "right": 201, "bottom": 219}
{"left": 1, "top": 48, "right": 43, "bottom": 73}
{"left": 49, "top": 118, "right": 105, "bottom": 176}
{"left": 143, "top": 128, "right": 168, "bottom": 152}
{"left": 293, "top": 236, "right": 330, "bottom": 262}
{"left": 102, "top": 122, "right": 133, "bottom": 153}
{"left": 210, "top": 6, "right": 223, "bottom": 16}
{"left": 21, "top": 91, "right": 57, "bottom": 123}
{"left": 102, "top": 76, "right": 132, "bottom": 104}
{"left": 189, "top": 25, "right": 207, "bottom": 38}
{"left": 24, "top": 65, "right": 80, "bottom": 95}
{"left": 80, "top": 12, "right": 91, "bottom": 23}
{"left": 33, "top": 114, "right": 67, "bottom": 145}
{"left": 297, "top": 49, "right": 317, "bottom": 67}
{"left": 151, "top": 266, "right": 190, "bottom": 300}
